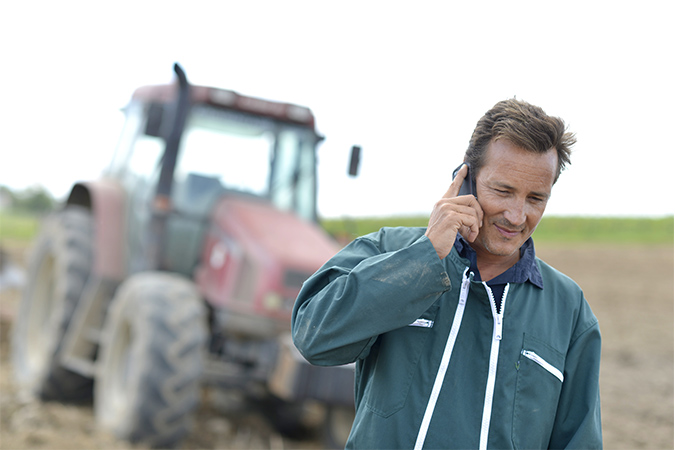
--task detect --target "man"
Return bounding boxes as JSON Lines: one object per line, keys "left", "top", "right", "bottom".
{"left": 292, "top": 99, "right": 602, "bottom": 449}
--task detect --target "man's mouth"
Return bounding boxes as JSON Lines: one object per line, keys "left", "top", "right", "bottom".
{"left": 494, "top": 224, "right": 522, "bottom": 238}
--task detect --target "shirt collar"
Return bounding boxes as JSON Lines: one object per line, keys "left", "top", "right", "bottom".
{"left": 454, "top": 235, "right": 544, "bottom": 289}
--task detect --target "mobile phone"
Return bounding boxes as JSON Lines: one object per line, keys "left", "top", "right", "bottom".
{"left": 452, "top": 163, "right": 477, "bottom": 198}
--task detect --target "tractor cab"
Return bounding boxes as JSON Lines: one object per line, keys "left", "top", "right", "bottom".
{"left": 106, "top": 76, "right": 326, "bottom": 277}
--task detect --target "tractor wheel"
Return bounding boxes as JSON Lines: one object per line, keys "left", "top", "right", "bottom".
{"left": 95, "top": 272, "right": 208, "bottom": 449}
{"left": 11, "top": 205, "right": 94, "bottom": 401}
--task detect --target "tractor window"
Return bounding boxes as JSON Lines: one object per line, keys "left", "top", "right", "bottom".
{"left": 172, "top": 105, "right": 318, "bottom": 222}
{"left": 270, "top": 130, "right": 316, "bottom": 221}
{"left": 108, "top": 101, "right": 164, "bottom": 195}
{"left": 108, "top": 101, "right": 165, "bottom": 272}
{"left": 172, "top": 107, "right": 274, "bottom": 214}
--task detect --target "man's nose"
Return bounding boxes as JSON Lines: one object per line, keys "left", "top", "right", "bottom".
{"left": 503, "top": 199, "right": 527, "bottom": 226}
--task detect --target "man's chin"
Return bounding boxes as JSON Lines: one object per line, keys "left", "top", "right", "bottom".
{"left": 478, "top": 233, "right": 524, "bottom": 258}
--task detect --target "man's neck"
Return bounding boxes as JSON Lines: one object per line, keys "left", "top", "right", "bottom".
{"left": 474, "top": 248, "right": 521, "bottom": 282}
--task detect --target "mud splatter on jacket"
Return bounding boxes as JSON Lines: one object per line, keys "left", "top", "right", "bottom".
{"left": 292, "top": 227, "right": 602, "bottom": 449}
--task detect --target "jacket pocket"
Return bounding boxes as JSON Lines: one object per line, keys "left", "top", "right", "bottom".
{"left": 364, "top": 303, "right": 440, "bottom": 418}
{"left": 512, "top": 334, "right": 565, "bottom": 449}
{"left": 521, "top": 350, "right": 564, "bottom": 382}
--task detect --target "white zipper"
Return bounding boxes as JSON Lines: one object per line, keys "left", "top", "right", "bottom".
{"left": 478, "top": 283, "right": 509, "bottom": 450}
{"left": 521, "top": 350, "right": 564, "bottom": 382}
{"left": 414, "top": 268, "right": 471, "bottom": 450}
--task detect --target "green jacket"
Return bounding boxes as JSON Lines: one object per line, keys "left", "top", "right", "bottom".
{"left": 292, "top": 227, "right": 602, "bottom": 449}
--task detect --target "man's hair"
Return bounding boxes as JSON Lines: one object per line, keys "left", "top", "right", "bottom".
{"left": 465, "top": 98, "right": 575, "bottom": 183}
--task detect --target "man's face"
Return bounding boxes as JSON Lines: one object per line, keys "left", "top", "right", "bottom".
{"left": 472, "top": 138, "right": 558, "bottom": 261}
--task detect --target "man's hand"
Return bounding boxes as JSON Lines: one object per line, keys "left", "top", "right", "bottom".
{"left": 425, "top": 164, "right": 484, "bottom": 260}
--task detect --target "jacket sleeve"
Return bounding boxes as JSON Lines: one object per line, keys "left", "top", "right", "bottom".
{"left": 549, "top": 294, "right": 603, "bottom": 449}
{"left": 291, "top": 229, "right": 452, "bottom": 366}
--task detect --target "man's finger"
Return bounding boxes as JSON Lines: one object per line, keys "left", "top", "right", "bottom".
{"left": 443, "top": 163, "right": 468, "bottom": 199}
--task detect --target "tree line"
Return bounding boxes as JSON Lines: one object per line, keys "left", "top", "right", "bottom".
{"left": 0, "top": 185, "right": 55, "bottom": 213}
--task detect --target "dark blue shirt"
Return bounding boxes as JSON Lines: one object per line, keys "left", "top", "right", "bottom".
{"left": 454, "top": 236, "right": 544, "bottom": 311}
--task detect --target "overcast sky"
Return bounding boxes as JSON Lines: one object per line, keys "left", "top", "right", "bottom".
{"left": 1, "top": 1, "right": 673, "bottom": 218}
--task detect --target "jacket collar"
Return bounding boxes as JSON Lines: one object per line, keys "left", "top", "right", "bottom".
{"left": 453, "top": 235, "right": 544, "bottom": 289}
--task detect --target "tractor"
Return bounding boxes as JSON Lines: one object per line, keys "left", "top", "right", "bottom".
{"left": 12, "top": 64, "right": 358, "bottom": 448}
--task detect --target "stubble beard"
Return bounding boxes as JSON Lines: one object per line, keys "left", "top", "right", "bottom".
{"left": 475, "top": 222, "right": 528, "bottom": 259}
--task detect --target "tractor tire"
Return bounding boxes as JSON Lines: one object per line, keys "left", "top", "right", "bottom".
{"left": 11, "top": 205, "right": 94, "bottom": 401}
{"left": 95, "top": 272, "right": 208, "bottom": 449}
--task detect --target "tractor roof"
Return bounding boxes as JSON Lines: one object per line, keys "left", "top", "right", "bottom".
{"left": 132, "top": 84, "right": 316, "bottom": 129}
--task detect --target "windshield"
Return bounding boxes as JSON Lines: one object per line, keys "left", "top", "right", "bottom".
{"left": 173, "top": 105, "right": 318, "bottom": 221}
{"left": 173, "top": 106, "right": 274, "bottom": 204}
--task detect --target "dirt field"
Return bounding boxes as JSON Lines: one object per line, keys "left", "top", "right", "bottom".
{"left": 0, "top": 242, "right": 673, "bottom": 449}
{"left": 536, "top": 243, "right": 673, "bottom": 449}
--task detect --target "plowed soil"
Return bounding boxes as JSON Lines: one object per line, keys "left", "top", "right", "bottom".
{"left": 1, "top": 243, "right": 673, "bottom": 449}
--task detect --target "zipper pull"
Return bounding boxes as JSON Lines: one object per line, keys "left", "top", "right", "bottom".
{"left": 494, "top": 284, "right": 509, "bottom": 341}
{"left": 459, "top": 268, "right": 471, "bottom": 305}
{"left": 494, "top": 314, "right": 503, "bottom": 341}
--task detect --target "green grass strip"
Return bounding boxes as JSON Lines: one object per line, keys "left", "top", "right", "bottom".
{"left": 321, "top": 216, "right": 674, "bottom": 245}
{"left": 0, "top": 211, "right": 42, "bottom": 244}
{"left": 2, "top": 210, "right": 672, "bottom": 246}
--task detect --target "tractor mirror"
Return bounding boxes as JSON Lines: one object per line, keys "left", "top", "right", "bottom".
{"left": 348, "top": 145, "right": 361, "bottom": 177}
